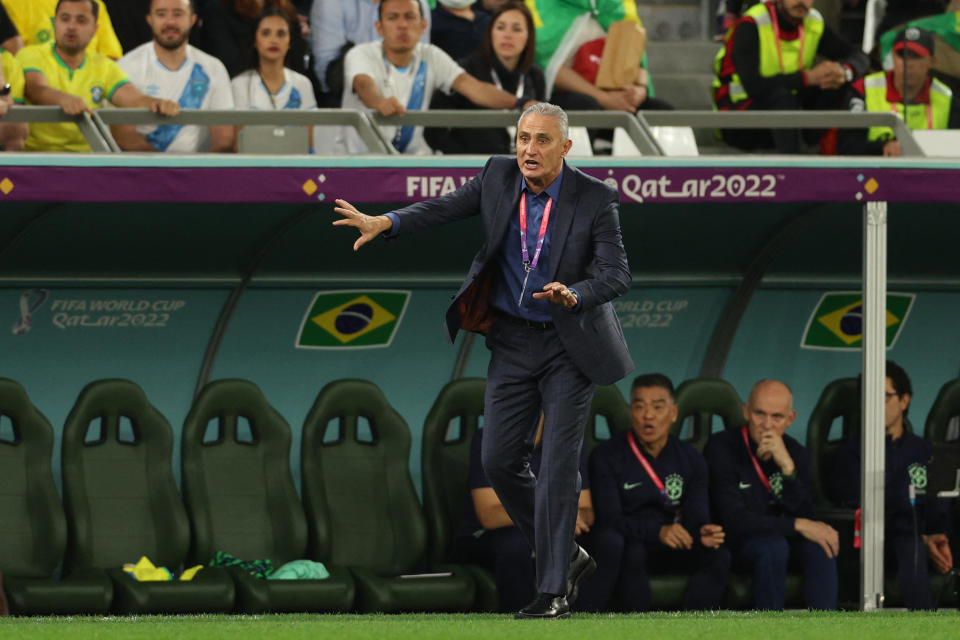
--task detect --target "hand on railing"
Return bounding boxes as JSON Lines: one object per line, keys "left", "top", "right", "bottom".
{"left": 59, "top": 93, "right": 93, "bottom": 116}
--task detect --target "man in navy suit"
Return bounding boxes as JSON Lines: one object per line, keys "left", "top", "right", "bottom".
{"left": 334, "top": 102, "right": 634, "bottom": 618}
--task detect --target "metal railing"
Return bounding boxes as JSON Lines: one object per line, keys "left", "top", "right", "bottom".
{"left": 638, "top": 109, "right": 926, "bottom": 156}
{"left": 1, "top": 106, "right": 928, "bottom": 156}
{"left": 2, "top": 105, "right": 113, "bottom": 152}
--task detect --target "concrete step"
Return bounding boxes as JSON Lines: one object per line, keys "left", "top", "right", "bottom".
{"left": 646, "top": 40, "right": 721, "bottom": 75}
{"left": 649, "top": 72, "right": 714, "bottom": 111}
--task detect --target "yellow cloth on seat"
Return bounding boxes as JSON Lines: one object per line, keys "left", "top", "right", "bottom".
{"left": 122, "top": 556, "right": 204, "bottom": 581}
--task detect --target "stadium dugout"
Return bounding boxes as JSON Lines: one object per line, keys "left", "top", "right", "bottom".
{"left": 1, "top": 105, "right": 960, "bottom": 613}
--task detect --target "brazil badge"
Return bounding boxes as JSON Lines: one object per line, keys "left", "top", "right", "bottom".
{"left": 801, "top": 292, "right": 914, "bottom": 350}
{"left": 296, "top": 290, "right": 410, "bottom": 349}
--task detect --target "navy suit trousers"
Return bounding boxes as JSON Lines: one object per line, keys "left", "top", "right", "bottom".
{"left": 480, "top": 318, "right": 595, "bottom": 597}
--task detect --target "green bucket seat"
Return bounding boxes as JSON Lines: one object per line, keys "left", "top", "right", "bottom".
{"left": 181, "top": 379, "right": 355, "bottom": 613}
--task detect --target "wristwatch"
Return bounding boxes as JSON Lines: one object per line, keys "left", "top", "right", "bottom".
{"left": 0, "top": 84, "right": 11, "bottom": 97}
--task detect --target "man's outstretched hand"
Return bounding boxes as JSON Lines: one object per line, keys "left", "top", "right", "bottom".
{"left": 332, "top": 198, "right": 393, "bottom": 251}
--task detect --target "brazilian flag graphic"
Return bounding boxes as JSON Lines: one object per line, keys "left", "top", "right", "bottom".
{"left": 801, "top": 292, "right": 914, "bottom": 350}
{"left": 296, "top": 291, "right": 410, "bottom": 349}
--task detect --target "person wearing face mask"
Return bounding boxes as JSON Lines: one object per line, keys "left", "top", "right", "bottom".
{"left": 838, "top": 27, "right": 960, "bottom": 157}
{"left": 425, "top": 1, "right": 545, "bottom": 155}
{"left": 712, "top": 0, "right": 870, "bottom": 153}
{"left": 704, "top": 379, "right": 839, "bottom": 610}
{"left": 231, "top": 7, "right": 318, "bottom": 149}
{"left": 431, "top": 0, "right": 490, "bottom": 62}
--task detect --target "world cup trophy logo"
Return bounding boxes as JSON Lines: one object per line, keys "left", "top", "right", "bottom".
{"left": 12, "top": 289, "right": 49, "bottom": 335}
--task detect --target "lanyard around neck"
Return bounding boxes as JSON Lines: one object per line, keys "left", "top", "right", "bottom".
{"left": 518, "top": 191, "right": 552, "bottom": 272}
{"left": 627, "top": 430, "right": 667, "bottom": 495}
{"left": 741, "top": 426, "right": 774, "bottom": 493}
{"left": 490, "top": 68, "right": 525, "bottom": 99}
{"left": 769, "top": 5, "right": 804, "bottom": 75}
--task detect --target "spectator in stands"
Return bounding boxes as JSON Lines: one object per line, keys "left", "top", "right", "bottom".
{"left": 2, "top": 0, "right": 123, "bottom": 59}
{"left": 522, "top": 0, "right": 670, "bottom": 153}
{"left": 193, "top": 0, "right": 310, "bottom": 80}
{"left": 578, "top": 374, "right": 730, "bottom": 612}
{"left": 232, "top": 6, "right": 317, "bottom": 148}
{"left": 712, "top": 0, "right": 870, "bottom": 153}
{"left": 0, "top": 3, "right": 23, "bottom": 54}
{"left": 102, "top": 0, "right": 153, "bottom": 53}
{"left": 425, "top": 1, "right": 545, "bottom": 154}
{"left": 704, "top": 379, "right": 839, "bottom": 610}
{"left": 431, "top": 1, "right": 491, "bottom": 62}
{"left": 337, "top": 0, "right": 536, "bottom": 155}
{"left": 829, "top": 361, "right": 953, "bottom": 609}
{"left": 17, "top": 0, "right": 178, "bottom": 152}
{"left": 114, "top": 0, "right": 233, "bottom": 152}
{"left": 1, "top": 44, "right": 28, "bottom": 149}
{"left": 309, "top": 0, "right": 431, "bottom": 105}
{"left": 452, "top": 415, "right": 595, "bottom": 613}
{"left": 839, "top": 28, "right": 960, "bottom": 156}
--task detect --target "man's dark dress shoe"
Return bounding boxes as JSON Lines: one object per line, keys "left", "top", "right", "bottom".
{"left": 515, "top": 593, "right": 570, "bottom": 619}
{"left": 566, "top": 544, "right": 597, "bottom": 604}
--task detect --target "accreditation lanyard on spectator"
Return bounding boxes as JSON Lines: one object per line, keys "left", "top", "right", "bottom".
{"left": 741, "top": 426, "right": 774, "bottom": 493}
{"left": 517, "top": 191, "right": 552, "bottom": 307}
{"left": 768, "top": 5, "right": 804, "bottom": 75}
{"left": 490, "top": 68, "right": 524, "bottom": 149}
{"left": 389, "top": 58, "right": 428, "bottom": 153}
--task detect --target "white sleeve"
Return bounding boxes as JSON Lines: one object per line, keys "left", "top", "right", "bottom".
{"left": 231, "top": 75, "right": 250, "bottom": 109}
{"left": 207, "top": 60, "right": 236, "bottom": 109}
{"left": 343, "top": 44, "right": 379, "bottom": 95}
{"left": 427, "top": 45, "right": 466, "bottom": 94}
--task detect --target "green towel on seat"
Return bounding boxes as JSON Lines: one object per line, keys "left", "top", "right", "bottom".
{"left": 210, "top": 550, "right": 274, "bottom": 579}
{"left": 269, "top": 560, "right": 330, "bottom": 580}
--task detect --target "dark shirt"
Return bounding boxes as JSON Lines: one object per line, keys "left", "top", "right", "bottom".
{"left": 0, "top": 3, "right": 17, "bottom": 44}
{"left": 837, "top": 73, "right": 960, "bottom": 156}
{"left": 424, "top": 50, "right": 547, "bottom": 154}
{"left": 590, "top": 432, "right": 711, "bottom": 544}
{"left": 488, "top": 172, "right": 562, "bottom": 323}
{"left": 193, "top": 0, "right": 311, "bottom": 79}
{"left": 829, "top": 429, "right": 948, "bottom": 537}
{"left": 456, "top": 427, "right": 590, "bottom": 538}
{"left": 430, "top": 5, "right": 490, "bottom": 63}
{"left": 101, "top": 0, "right": 153, "bottom": 53}
{"left": 727, "top": 6, "right": 869, "bottom": 104}
{"left": 704, "top": 427, "right": 814, "bottom": 546}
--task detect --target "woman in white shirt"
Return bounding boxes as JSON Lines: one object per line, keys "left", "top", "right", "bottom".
{"left": 232, "top": 6, "right": 318, "bottom": 151}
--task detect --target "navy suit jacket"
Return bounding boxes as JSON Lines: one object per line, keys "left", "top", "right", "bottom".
{"left": 393, "top": 155, "right": 634, "bottom": 386}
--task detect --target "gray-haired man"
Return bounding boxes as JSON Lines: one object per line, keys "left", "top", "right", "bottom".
{"left": 334, "top": 102, "right": 634, "bottom": 618}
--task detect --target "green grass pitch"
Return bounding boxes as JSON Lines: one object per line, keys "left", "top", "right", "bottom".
{"left": 1, "top": 611, "right": 958, "bottom": 639}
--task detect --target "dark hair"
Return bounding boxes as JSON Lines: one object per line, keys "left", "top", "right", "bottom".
{"left": 481, "top": 1, "right": 536, "bottom": 73}
{"left": 378, "top": 0, "right": 424, "bottom": 22}
{"left": 150, "top": 0, "right": 196, "bottom": 11}
{"left": 56, "top": 0, "right": 99, "bottom": 21}
{"left": 248, "top": 4, "right": 298, "bottom": 69}
{"left": 887, "top": 360, "right": 913, "bottom": 399}
{"left": 631, "top": 373, "right": 676, "bottom": 401}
